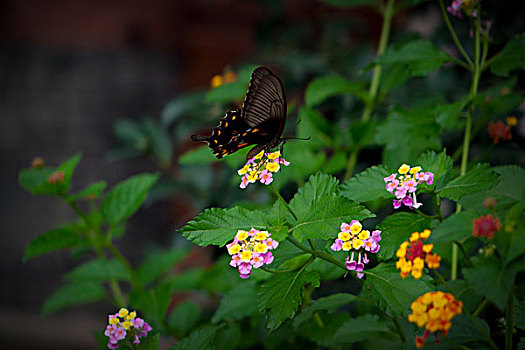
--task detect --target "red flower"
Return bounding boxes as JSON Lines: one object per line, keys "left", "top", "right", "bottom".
{"left": 473, "top": 214, "right": 501, "bottom": 240}
{"left": 488, "top": 120, "right": 512, "bottom": 144}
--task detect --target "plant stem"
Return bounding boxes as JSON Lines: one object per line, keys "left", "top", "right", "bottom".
{"left": 473, "top": 298, "right": 490, "bottom": 317}
{"left": 392, "top": 316, "right": 406, "bottom": 343}
{"left": 453, "top": 240, "right": 474, "bottom": 267}
{"left": 270, "top": 184, "right": 297, "bottom": 221}
{"left": 106, "top": 242, "right": 142, "bottom": 290}
{"left": 343, "top": 0, "right": 394, "bottom": 180}
{"left": 286, "top": 236, "right": 349, "bottom": 272}
{"left": 506, "top": 283, "right": 515, "bottom": 350}
{"left": 438, "top": 0, "right": 473, "bottom": 68}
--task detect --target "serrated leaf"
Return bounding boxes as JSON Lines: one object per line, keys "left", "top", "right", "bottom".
{"left": 305, "top": 74, "right": 367, "bottom": 107}
{"left": 460, "top": 165, "right": 525, "bottom": 212}
{"left": 24, "top": 227, "right": 84, "bottom": 261}
{"left": 435, "top": 98, "right": 468, "bottom": 129}
{"left": 463, "top": 255, "right": 525, "bottom": 310}
{"left": 179, "top": 207, "right": 268, "bottom": 247}
{"left": 333, "top": 314, "right": 391, "bottom": 343}
{"left": 101, "top": 173, "right": 159, "bottom": 225}
{"left": 137, "top": 248, "right": 188, "bottom": 286}
{"left": 41, "top": 281, "right": 105, "bottom": 315}
{"left": 69, "top": 181, "right": 106, "bottom": 201}
{"left": 168, "top": 301, "right": 201, "bottom": 336}
{"left": 490, "top": 32, "right": 525, "bottom": 76}
{"left": 289, "top": 173, "right": 339, "bottom": 218}
{"left": 66, "top": 258, "right": 130, "bottom": 282}
{"left": 212, "top": 281, "right": 258, "bottom": 322}
{"left": 430, "top": 210, "right": 482, "bottom": 243}
{"left": 439, "top": 163, "right": 499, "bottom": 201}
{"left": 377, "top": 212, "right": 432, "bottom": 260}
{"left": 170, "top": 325, "right": 219, "bottom": 350}
{"left": 364, "top": 263, "right": 434, "bottom": 316}
{"left": 293, "top": 293, "right": 356, "bottom": 328}
{"left": 340, "top": 165, "right": 392, "bottom": 202}
{"left": 416, "top": 150, "right": 453, "bottom": 189}
{"left": 377, "top": 40, "right": 451, "bottom": 76}
{"left": 271, "top": 239, "right": 307, "bottom": 268}
{"left": 258, "top": 269, "right": 320, "bottom": 331}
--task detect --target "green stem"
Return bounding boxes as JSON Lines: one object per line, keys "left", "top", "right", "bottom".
{"left": 270, "top": 184, "right": 297, "bottom": 221}
{"left": 438, "top": 0, "right": 473, "bottom": 68}
{"left": 473, "top": 298, "right": 490, "bottom": 317}
{"left": 432, "top": 193, "right": 444, "bottom": 221}
{"left": 506, "top": 283, "right": 515, "bottom": 350}
{"left": 453, "top": 240, "right": 474, "bottom": 267}
{"left": 343, "top": 0, "right": 394, "bottom": 181}
{"left": 314, "top": 313, "right": 325, "bottom": 328}
{"left": 107, "top": 243, "right": 142, "bottom": 290}
{"left": 286, "top": 236, "right": 349, "bottom": 272}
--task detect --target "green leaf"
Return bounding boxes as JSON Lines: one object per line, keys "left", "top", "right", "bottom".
{"left": 416, "top": 150, "right": 453, "bottom": 189}
{"left": 297, "top": 107, "right": 334, "bottom": 149}
{"left": 321, "top": 0, "right": 377, "bottom": 7}
{"left": 66, "top": 258, "right": 130, "bottom": 282}
{"left": 297, "top": 313, "right": 351, "bottom": 347}
{"left": 464, "top": 256, "right": 525, "bottom": 310}
{"left": 267, "top": 200, "right": 291, "bottom": 242}
{"left": 490, "top": 32, "right": 525, "bottom": 76}
{"left": 460, "top": 165, "right": 525, "bottom": 212}
{"left": 41, "top": 281, "right": 105, "bottom": 315}
{"left": 258, "top": 269, "right": 320, "bottom": 331}
{"left": 439, "top": 163, "right": 499, "bottom": 201}
{"left": 271, "top": 239, "right": 307, "bottom": 268}
{"left": 305, "top": 74, "right": 367, "bottom": 107}
{"left": 377, "top": 40, "right": 451, "bottom": 76}
{"left": 375, "top": 106, "right": 442, "bottom": 168}
{"left": 212, "top": 280, "right": 258, "bottom": 322}
{"left": 178, "top": 145, "right": 217, "bottom": 165}
{"left": 446, "top": 314, "right": 491, "bottom": 345}
{"left": 166, "top": 268, "right": 204, "bottom": 291}
{"left": 333, "top": 314, "right": 391, "bottom": 344}
{"left": 293, "top": 293, "right": 356, "bottom": 328}
{"left": 130, "top": 283, "right": 171, "bottom": 327}
{"left": 364, "top": 263, "right": 434, "bottom": 316}
{"left": 377, "top": 212, "right": 432, "bottom": 260}
{"left": 168, "top": 301, "right": 201, "bottom": 336}
{"left": 19, "top": 153, "right": 82, "bottom": 195}
{"left": 101, "top": 173, "right": 159, "bottom": 226}
{"left": 515, "top": 298, "right": 525, "bottom": 331}
{"left": 140, "top": 332, "right": 160, "bottom": 350}
{"left": 435, "top": 98, "right": 468, "bottom": 130}
{"left": 180, "top": 207, "right": 268, "bottom": 247}
{"left": 161, "top": 92, "right": 207, "bottom": 126}
{"left": 340, "top": 165, "right": 392, "bottom": 203}
{"left": 442, "top": 279, "right": 483, "bottom": 313}
{"left": 170, "top": 325, "right": 219, "bottom": 350}
{"left": 137, "top": 248, "right": 188, "bottom": 286}
{"left": 430, "top": 210, "right": 481, "bottom": 243}
{"left": 24, "top": 227, "right": 84, "bottom": 262}
{"left": 69, "top": 181, "right": 106, "bottom": 201}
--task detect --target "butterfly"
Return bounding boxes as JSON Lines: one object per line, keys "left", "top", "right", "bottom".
{"left": 191, "top": 66, "right": 287, "bottom": 160}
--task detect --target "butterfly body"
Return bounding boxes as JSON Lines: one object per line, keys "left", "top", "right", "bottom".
{"left": 191, "top": 66, "right": 287, "bottom": 159}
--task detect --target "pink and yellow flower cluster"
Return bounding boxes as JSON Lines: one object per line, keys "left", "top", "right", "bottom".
{"left": 238, "top": 150, "right": 290, "bottom": 189}
{"left": 384, "top": 163, "right": 434, "bottom": 210}
{"left": 396, "top": 230, "right": 441, "bottom": 279}
{"left": 226, "top": 228, "right": 279, "bottom": 278}
{"left": 408, "top": 291, "right": 463, "bottom": 348}
{"left": 104, "top": 308, "right": 152, "bottom": 349}
{"left": 331, "top": 220, "right": 382, "bottom": 279}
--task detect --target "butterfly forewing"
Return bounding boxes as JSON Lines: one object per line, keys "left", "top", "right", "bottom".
{"left": 191, "top": 66, "right": 287, "bottom": 159}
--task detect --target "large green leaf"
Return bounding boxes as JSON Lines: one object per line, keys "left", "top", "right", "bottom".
{"left": 69, "top": 181, "right": 106, "bottom": 201}
{"left": 101, "top": 173, "right": 159, "bottom": 225}
{"left": 293, "top": 293, "right": 356, "bottom": 328}
{"left": 168, "top": 301, "right": 201, "bottom": 336}
{"left": 19, "top": 153, "right": 82, "bottom": 195}
{"left": 305, "top": 74, "right": 367, "bottom": 107}
{"left": 430, "top": 210, "right": 482, "bottom": 243}
{"left": 340, "top": 166, "right": 392, "bottom": 203}
{"left": 212, "top": 281, "right": 258, "bottom": 322}
{"left": 364, "top": 263, "right": 434, "bottom": 316}
{"left": 332, "top": 314, "right": 391, "bottom": 343}
{"left": 416, "top": 150, "right": 453, "bottom": 189}
{"left": 258, "top": 269, "right": 320, "bottom": 331}
{"left": 377, "top": 212, "right": 432, "bottom": 260}
{"left": 66, "top": 258, "right": 130, "bottom": 282}
{"left": 179, "top": 207, "right": 268, "bottom": 247}
{"left": 24, "top": 227, "right": 84, "bottom": 262}
{"left": 490, "top": 32, "right": 525, "bottom": 76}
{"left": 41, "top": 281, "right": 105, "bottom": 315}
{"left": 439, "top": 164, "right": 499, "bottom": 201}
{"left": 137, "top": 248, "right": 188, "bottom": 286}
{"left": 377, "top": 40, "right": 451, "bottom": 76}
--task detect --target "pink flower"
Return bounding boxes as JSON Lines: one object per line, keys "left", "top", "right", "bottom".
{"left": 403, "top": 196, "right": 414, "bottom": 208}
{"left": 238, "top": 262, "right": 252, "bottom": 275}
{"left": 384, "top": 174, "right": 396, "bottom": 183}
{"left": 371, "top": 230, "right": 382, "bottom": 242}
{"left": 386, "top": 181, "right": 398, "bottom": 193}
{"left": 229, "top": 254, "right": 241, "bottom": 267}
{"left": 240, "top": 273, "right": 250, "bottom": 279}
{"left": 279, "top": 158, "right": 290, "bottom": 166}
{"left": 133, "top": 318, "right": 144, "bottom": 328}
{"left": 331, "top": 239, "right": 343, "bottom": 251}
{"left": 133, "top": 335, "right": 141, "bottom": 345}
{"left": 143, "top": 322, "right": 152, "bottom": 332}
{"left": 263, "top": 252, "right": 274, "bottom": 264}
{"left": 259, "top": 170, "right": 273, "bottom": 185}
{"left": 266, "top": 237, "right": 279, "bottom": 249}
{"left": 404, "top": 180, "right": 417, "bottom": 193}
{"left": 240, "top": 174, "right": 249, "bottom": 189}
{"left": 251, "top": 253, "right": 264, "bottom": 268}
{"left": 340, "top": 222, "right": 351, "bottom": 232}
{"left": 393, "top": 199, "right": 402, "bottom": 209}
{"left": 395, "top": 187, "right": 407, "bottom": 199}
{"left": 115, "top": 327, "right": 126, "bottom": 341}
{"left": 425, "top": 172, "right": 434, "bottom": 185}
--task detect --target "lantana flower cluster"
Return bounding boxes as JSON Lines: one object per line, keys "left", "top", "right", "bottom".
{"left": 331, "top": 220, "right": 382, "bottom": 279}
{"left": 384, "top": 164, "right": 434, "bottom": 210}
{"left": 396, "top": 230, "right": 441, "bottom": 279}
{"left": 408, "top": 291, "right": 463, "bottom": 348}
{"left": 473, "top": 214, "right": 501, "bottom": 240}
{"left": 104, "top": 308, "right": 152, "bottom": 349}
{"left": 226, "top": 228, "right": 279, "bottom": 279}
{"left": 488, "top": 116, "right": 517, "bottom": 144}
{"left": 447, "top": 0, "right": 477, "bottom": 18}
{"left": 238, "top": 150, "right": 290, "bottom": 189}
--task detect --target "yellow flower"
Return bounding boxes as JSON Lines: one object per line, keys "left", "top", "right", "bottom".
{"left": 410, "top": 166, "right": 422, "bottom": 174}
{"left": 267, "top": 151, "right": 280, "bottom": 160}
{"left": 255, "top": 231, "right": 268, "bottom": 241}
{"left": 247, "top": 170, "right": 258, "bottom": 182}
{"left": 506, "top": 116, "right": 518, "bottom": 126}
{"left": 254, "top": 150, "right": 264, "bottom": 159}
{"left": 228, "top": 244, "right": 241, "bottom": 255}
{"left": 118, "top": 308, "right": 129, "bottom": 318}
{"left": 240, "top": 250, "right": 253, "bottom": 262}
{"left": 413, "top": 257, "right": 424, "bottom": 270}
{"left": 338, "top": 231, "right": 351, "bottom": 241}
{"left": 411, "top": 269, "right": 422, "bottom": 279}
{"left": 126, "top": 311, "right": 136, "bottom": 320}
{"left": 121, "top": 321, "right": 133, "bottom": 330}
{"left": 398, "top": 164, "right": 411, "bottom": 174}
{"left": 109, "top": 317, "right": 119, "bottom": 325}
{"left": 358, "top": 230, "right": 370, "bottom": 240}
{"left": 409, "top": 232, "right": 420, "bottom": 242}
{"left": 352, "top": 239, "right": 364, "bottom": 250}
{"left": 266, "top": 162, "right": 280, "bottom": 173}
{"left": 255, "top": 243, "right": 268, "bottom": 254}
{"left": 350, "top": 222, "right": 362, "bottom": 235}
{"left": 238, "top": 164, "right": 251, "bottom": 175}
{"left": 236, "top": 230, "right": 249, "bottom": 241}
{"left": 342, "top": 241, "right": 353, "bottom": 251}
{"left": 422, "top": 243, "right": 434, "bottom": 253}
{"left": 420, "top": 229, "right": 431, "bottom": 239}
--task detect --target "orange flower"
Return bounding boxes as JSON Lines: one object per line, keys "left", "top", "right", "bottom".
{"left": 396, "top": 230, "right": 440, "bottom": 279}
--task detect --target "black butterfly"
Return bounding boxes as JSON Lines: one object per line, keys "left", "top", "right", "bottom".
{"left": 191, "top": 66, "right": 287, "bottom": 160}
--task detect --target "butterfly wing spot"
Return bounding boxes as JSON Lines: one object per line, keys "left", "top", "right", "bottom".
{"left": 232, "top": 116, "right": 236, "bottom": 120}
{"left": 225, "top": 122, "right": 229, "bottom": 127}
{"left": 213, "top": 139, "right": 218, "bottom": 144}
{"left": 252, "top": 128, "right": 259, "bottom": 133}
{"left": 218, "top": 130, "right": 221, "bottom": 135}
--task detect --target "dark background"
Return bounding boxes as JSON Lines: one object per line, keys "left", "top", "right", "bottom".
{"left": 1, "top": 0, "right": 523, "bottom": 348}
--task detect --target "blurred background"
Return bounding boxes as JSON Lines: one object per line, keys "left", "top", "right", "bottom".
{"left": 1, "top": 0, "right": 524, "bottom": 348}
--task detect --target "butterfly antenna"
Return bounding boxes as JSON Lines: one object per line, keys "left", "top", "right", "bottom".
{"left": 283, "top": 136, "right": 311, "bottom": 141}
{"left": 295, "top": 118, "right": 302, "bottom": 126}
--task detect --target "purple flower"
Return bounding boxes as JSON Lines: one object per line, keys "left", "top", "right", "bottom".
{"left": 395, "top": 187, "right": 407, "bottom": 199}
{"left": 403, "top": 196, "right": 414, "bottom": 207}
{"left": 372, "top": 230, "right": 382, "bottom": 242}
{"left": 143, "top": 322, "right": 152, "bottom": 332}
{"left": 331, "top": 238, "right": 343, "bottom": 251}
{"left": 346, "top": 260, "right": 357, "bottom": 270}
{"left": 133, "top": 318, "right": 145, "bottom": 328}
{"left": 393, "top": 199, "right": 402, "bottom": 209}
{"left": 425, "top": 172, "right": 434, "bottom": 185}
{"left": 108, "top": 342, "right": 119, "bottom": 350}
{"left": 356, "top": 272, "right": 364, "bottom": 279}
{"left": 240, "top": 273, "right": 250, "bottom": 279}
{"left": 238, "top": 262, "right": 252, "bottom": 275}
{"left": 263, "top": 252, "right": 274, "bottom": 264}
{"left": 363, "top": 253, "right": 370, "bottom": 264}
